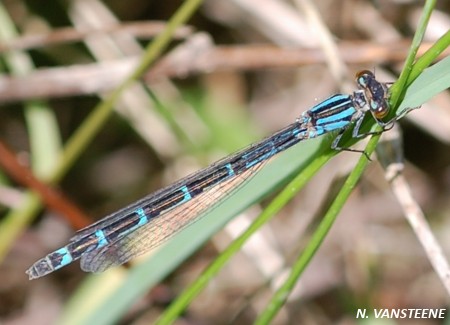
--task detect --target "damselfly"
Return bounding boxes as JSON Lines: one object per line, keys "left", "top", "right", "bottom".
{"left": 26, "top": 71, "right": 403, "bottom": 280}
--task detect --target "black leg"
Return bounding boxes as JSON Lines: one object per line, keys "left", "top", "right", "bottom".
{"left": 331, "top": 125, "right": 372, "bottom": 160}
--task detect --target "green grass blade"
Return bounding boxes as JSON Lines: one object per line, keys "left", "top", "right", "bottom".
{"left": 51, "top": 0, "right": 204, "bottom": 183}
{"left": 389, "top": 0, "right": 436, "bottom": 109}
{"left": 59, "top": 138, "right": 326, "bottom": 325}
{"left": 406, "top": 30, "right": 450, "bottom": 86}
{"left": 255, "top": 134, "right": 379, "bottom": 325}
{"left": 398, "top": 55, "right": 450, "bottom": 111}
{"left": 154, "top": 149, "right": 334, "bottom": 325}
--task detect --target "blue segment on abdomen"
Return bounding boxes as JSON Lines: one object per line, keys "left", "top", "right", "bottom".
{"left": 225, "top": 163, "right": 235, "bottom": 176}
{"left": 52, "top": 247, "right": 73, "bottom": 269}
{"left": 315, "top": 106, "right": 355, "bottom": 125}
{"left": 95, "top": 230, "right": 108, "bottom": 248}
{"left": 135, "top": 208, "right": 148, "bottom": 224}
{"left": 180, "top": 186, "right": 192, "bottom": 203}
{"left": 309, "top": 94, "right": 351, "bottom": 113}
{"left": 111, "top": 208, "right": 149, "bottom": 240}
{"left": 315, "top": 120, "right": 350, "bottom": 134}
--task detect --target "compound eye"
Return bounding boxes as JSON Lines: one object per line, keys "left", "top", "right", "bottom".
{"left": 355, "top": 70, "right": 373, "bottom": 78}
{"left": 355, "top": 70, "right": 373, "bottom": 87}
{"left": 372, "top": 102, "right": 389, "bottom": 119}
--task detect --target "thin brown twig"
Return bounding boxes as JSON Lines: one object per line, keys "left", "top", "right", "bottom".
{"left": 377, "top": 126, "right": 450, "bottom": 297}
{"left": 0, "top": 21, "right": 193, "bottom": 53}
{"left": 0, "top": 38, "right": 446, "bottom": 104}
{"left": 0, "top": 140, "right": 91, "bottom": 229}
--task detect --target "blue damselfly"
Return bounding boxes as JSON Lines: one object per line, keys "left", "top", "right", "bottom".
{"left": 26, "top": 70, "right": 403, "bottom": 279}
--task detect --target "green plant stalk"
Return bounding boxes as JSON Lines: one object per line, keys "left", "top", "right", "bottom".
{"left": 154, "top": 151, "right": 334, "bottom": 325}
{"left": 389, "top": 0, "right": 436, "bottom": 109}
{"left": 255, "top": 3, "right": 446, "bottom": 322}
{"left": 254, "top": 133, "right": 380, "bottom": 325}
{"left": 406, "top": 30, "right": 450, "bottom": 86}
{"left": 50, "top": 0, "right": 204, "bottom": 183}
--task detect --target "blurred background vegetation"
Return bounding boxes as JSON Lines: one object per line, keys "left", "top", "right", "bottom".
{"left": 0, "top": 0, "right": 449, "bottom": 324}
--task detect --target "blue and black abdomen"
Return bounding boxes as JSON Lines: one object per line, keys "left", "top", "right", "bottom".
{"left": 303, "top": 94, "right": 357, "bottom": 136}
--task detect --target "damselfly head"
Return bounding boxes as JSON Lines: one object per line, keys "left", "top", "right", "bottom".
{"left": 355, "top": 70, "right": 375, "bottom": 88}
{"left": 355, "top": 70, "right": 389, "bottom": 119}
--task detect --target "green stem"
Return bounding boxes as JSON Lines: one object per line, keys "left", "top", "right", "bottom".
{"left": 154, "top": 152, "right": 334, "bottom": 325}
{"left": 255, "top": 133, "right": 380, "bottom": 324}
{"left": 51, "top": 0, "right": 204, "bottom": 183}
{"left": 389, "top": 0, "right": 436, "bottom": 109}
{"left": 406, "top": 30, "right": 450, "bottom": 86}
